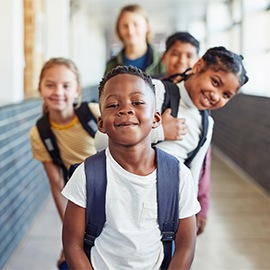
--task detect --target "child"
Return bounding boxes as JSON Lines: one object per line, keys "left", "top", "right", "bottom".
{"left": 161, "top": 31, "right": 200, "bottom": 78}
{"left": 29, "top": 57, "right": 99, "bottom": 269}
{"left": 154, "top": 46, "right": 249, "bottom": 194}
{"left": 62, "top": 66, "right": 200, "bottom": 270}
{"left": 104, "top": 4, "right": 164, "bottom": 77}
{"left": 161, "top": 31, "right": 210, "bottom": 235}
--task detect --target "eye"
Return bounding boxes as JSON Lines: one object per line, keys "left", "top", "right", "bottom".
{"left": 106, "top": 103, "right": 118, "bottom": 108}
{"left": 223, "top": 92, "right": 232, "bottom": 99}
{"left": 132, "top": 101, "right": 145, "bottom": 106}
{"left": 45, "top": 83, "right": 54, "bottom": 88}
{"left": 212, "top": 78, "right": 219, "bottom": 87}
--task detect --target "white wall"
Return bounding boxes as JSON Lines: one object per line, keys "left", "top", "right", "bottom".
{"left": 44, "top": 0, "right": 70, "bottom": 59}
{"left": 0, "top": 0, "right": 24, "bottom": 105}
{"left": 70, "top": 3, "right": 107, "bottom": 87}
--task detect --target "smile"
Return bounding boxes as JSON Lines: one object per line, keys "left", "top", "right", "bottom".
{"left": 115, "top": 122, "right": 138, "bottom": 127}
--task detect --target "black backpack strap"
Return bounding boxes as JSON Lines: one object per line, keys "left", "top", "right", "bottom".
{"left": 75, "top": 102, "right": 98, "bottom": 138}
{"left": 36, "top": 114, "right": 69, "bottom": 183}
{"left": 161, "top": 81, "right": 180, "bottom": 117}
{"left": 155, "top": 147, "right": 180, "bottom": 270}
{"left": 84, "top": 150, "right": 107, "bottom": 259}
{"left": 160, "top": 79, "right": 209, "bottom": 169}
{"left": 184, "top": 110, "right": 209, "bottom": 168}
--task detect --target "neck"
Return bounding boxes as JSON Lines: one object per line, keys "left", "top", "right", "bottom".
{"left": 125, "top": 43, "right": 148, "bottom": 60}
{"left": 108, "top": 142, "right": 156, "bottom": 176}
{"left": 48, "top": 108, "right": 76, "bottom": 125}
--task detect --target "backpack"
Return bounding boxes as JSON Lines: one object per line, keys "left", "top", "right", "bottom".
{"left": 82, "top": 147, "right": 180, "bottom": 270}
{"left": 36, "top": 102, "right": 97, "bottom": 183}
{"left": 160, "top": 80, "right": 209, "bottom": 168}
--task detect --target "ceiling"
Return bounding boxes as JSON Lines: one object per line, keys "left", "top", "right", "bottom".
{"left": 83, "top": 0, "right": 217, "bottom": 34}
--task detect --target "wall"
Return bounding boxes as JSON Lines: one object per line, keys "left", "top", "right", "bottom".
{"left": 0, "top": 99, "right": 49, "bottom": 269}
{"left": 0, "top": 86, "right": 97, "bottom": 269}
{"left": 0, "top": 0, "right": 24, "bottom": 104}
{"left": 212, "top": 94, "right": 270, "bottom": 193}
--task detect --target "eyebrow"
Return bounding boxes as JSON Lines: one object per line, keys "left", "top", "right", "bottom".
{"left": 105, "top": 91, "right": 146, "bottom": 99}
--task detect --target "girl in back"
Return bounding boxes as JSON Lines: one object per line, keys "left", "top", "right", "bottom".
{"left": 105, "top": 4, "right": 164, "bottom": 77}
{"left": 29, "top": 57, "right": 99, "bottom": 269}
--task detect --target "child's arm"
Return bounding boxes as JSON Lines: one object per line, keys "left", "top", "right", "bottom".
{"left": 43, "top": 162, "right": 67, "bottom": 221}
{"left": 63, "top": 201, "right": 93, "bottom": 269}
{"left": 196, "top": 147, "right": 212, "bottom": 235}
{"left": 168, "top": 216, "right": 197, "bottom": 270}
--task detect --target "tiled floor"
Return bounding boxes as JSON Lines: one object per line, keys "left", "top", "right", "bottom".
{"left": 3, "top": 147, "right": 270, "bottom": 270}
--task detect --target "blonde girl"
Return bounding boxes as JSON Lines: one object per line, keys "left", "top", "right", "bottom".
{"left": 30, "top": 57, "right": 99, "bottom": 269}
{"left": 105, "top": 4, "right": 164, "bottom": 77}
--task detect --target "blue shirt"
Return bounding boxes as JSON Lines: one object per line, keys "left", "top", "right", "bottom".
{"left": 123, "top": 52, "right": 148, "bottom": 71}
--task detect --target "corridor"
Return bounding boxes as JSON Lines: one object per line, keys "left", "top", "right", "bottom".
{"left": 3, "top": 146, "right": 270, "bottom": 270}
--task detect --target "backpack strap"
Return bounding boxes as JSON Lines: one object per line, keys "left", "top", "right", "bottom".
{"left": 36, "top": 102, "right": 97, "bottom": 184}
{"left": 155, "top": 147, "right": 180, "bottom": 270}
{"left": 75, "top": 102, "right": 98, "bottom": 138}
{"left": 83, "top": 148, "right": 179, "bottom": 269}
{"left": 161, "top": 80, "right": 180, "bottom": 117}
{"left": 160, "top": 80, "right": 209, "bottom": 168}
{"left": 84, "top": 150, "right": 107, "bottom": 259}
{"left": 36, "top": 114, "right": 69, "bottom": 183}
{"left": 184, "top": 110, "right": 209, "bottom": 168}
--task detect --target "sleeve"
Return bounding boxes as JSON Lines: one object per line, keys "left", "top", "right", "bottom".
{"left": 61, "top": 163, "right": 87, "bottom": 208}
{"left": 197, "top": 147, "right": 212, "bottom": 218}
{"left": 29, "top": 125, "right": 52, "bottom": 163}
{"left": 150, "top": 79, "right": 166, "bottom": 143}
{"left": 178, "top": 162, "right": 201, "bottom": 219}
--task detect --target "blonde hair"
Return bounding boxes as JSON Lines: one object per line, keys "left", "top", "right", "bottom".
{"left": 38, "top": 57, "right": 82, "bottom": 114}
{"left": 115, "top": 4, "right": 153, "bottom": 44}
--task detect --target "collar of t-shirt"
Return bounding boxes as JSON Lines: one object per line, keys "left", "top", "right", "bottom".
{"left": 123, "top": 52, "right": 148, "bottom": 71}
{"left": 177, "top": 80, "right": 197, "bottom": 109}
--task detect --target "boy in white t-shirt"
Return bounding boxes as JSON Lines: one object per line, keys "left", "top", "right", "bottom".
{"left": 62, "top": 65, "right": 200, "bottom": 270}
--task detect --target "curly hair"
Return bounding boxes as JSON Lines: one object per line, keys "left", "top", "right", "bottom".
{"left": 201, "top": 46, "right": 249, "bottom": 87}
{"left": 98, "top": 65, "right": 155, "bottom": 98}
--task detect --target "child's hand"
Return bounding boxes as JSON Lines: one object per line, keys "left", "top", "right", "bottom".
{"left": 172, "top": 75, "right": 183, "bottom": 84}
{"left": 196, "top": 214, "right": 207, "bottom": 235}
{"left": 162, "top": 108, "right": 187, "bottom": 140}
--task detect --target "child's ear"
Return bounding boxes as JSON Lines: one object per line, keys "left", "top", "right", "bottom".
{"left": 98, "top": 116, "right": 106, "bottom": 134}
{"left": 152, "top": 111, "right": 161, "bottom": 129}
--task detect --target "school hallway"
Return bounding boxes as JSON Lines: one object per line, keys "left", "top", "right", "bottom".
{"left": 2, "top": 146, "right": 270, "bottom": 270}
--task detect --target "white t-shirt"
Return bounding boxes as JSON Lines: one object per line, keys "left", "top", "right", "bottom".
{"left": 62, "top": 148, "right": 200, "bottom": 270}
{"left": 153, "top": 79, "right": 214, "bottom": 191}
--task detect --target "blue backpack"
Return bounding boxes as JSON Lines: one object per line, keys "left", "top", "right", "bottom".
{"left": 82, "top": 147, "right": 180, "bottom": 270}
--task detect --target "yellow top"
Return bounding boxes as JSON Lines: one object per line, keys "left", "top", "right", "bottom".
{"left": 30, "top": 102, "right": 100, "bottom": 169}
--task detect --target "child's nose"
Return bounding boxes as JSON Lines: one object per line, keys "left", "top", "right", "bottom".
{"left": 118, "top": 106, "right": 134, "bottom": 115}
{"left": 54, "top": 85, "right": 64, "bottom": 94}
{"left": 210, "top": 91, "right": 220, "bottom": 103}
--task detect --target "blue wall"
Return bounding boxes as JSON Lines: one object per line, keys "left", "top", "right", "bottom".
{"left": 0, "top": 86, "right": 98, "bottom": 269}
{"left": 0, "top": 99, "right": 49, "bottom": 268}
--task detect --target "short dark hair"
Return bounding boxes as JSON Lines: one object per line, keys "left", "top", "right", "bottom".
{"left": 165, "top": 32, "right": 200, "bottom": 54}
{"left": 98, "top": 65, "right": 155, "bottom": 98}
